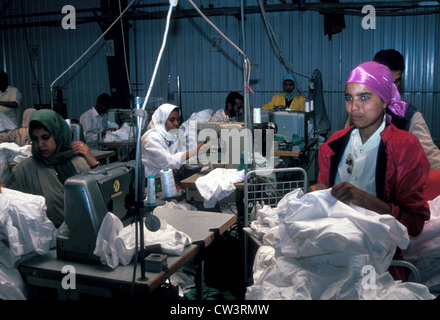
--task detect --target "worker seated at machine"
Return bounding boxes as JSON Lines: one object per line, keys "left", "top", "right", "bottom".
{"left": 262, "top": 74, "right": 306, "bottom": 112}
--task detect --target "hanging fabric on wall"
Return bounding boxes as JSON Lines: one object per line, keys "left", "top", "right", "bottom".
{"left": 321, "top": 0, "right": 346, "bottom": 40}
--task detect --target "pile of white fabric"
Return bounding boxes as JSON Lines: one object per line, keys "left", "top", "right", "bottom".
{"left": 93, "top": 210, "right": 192, "bottom": 269}
{"left": 404, "top": 196, "right": 440, "bottom": 295}
{"left": 0, "top": 188, "right": 57, "bottom": 300}
{"left": 195, "top": 168, "right": 245, "bottom": 208}
{"left": 245, "top": 189, "right": 436, "bottom": 300}
{"left": 102, "top": 122, "right": 135, "bottom": 142}
{"left": 0, "top": 143, "right": 31, "bottom": 181}
{"left": 0, "top": 112, "right": 17, "bottom": 132}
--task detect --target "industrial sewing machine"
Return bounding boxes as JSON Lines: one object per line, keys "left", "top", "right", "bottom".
{"left": 262, "top": 110, "right": 310, "bottom": 147}
{"left": 195, "top": 121, "right": 246, "bottom": 169}
{"left": 57, "top": 161, "right": 138, "bottom": 263}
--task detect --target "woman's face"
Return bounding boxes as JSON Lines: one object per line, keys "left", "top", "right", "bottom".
{"left": 30, "top": 127, "right": 57, "bottom": 158}
{"left": 165, "top": 110, "right": 180, "bottom": 132}
{"left": 345, "top": 82, "right": 386, "bottom": 136}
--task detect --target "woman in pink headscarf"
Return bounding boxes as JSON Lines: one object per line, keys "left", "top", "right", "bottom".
{"left": 308, "top": 62, "right": 430, "bottom": 281}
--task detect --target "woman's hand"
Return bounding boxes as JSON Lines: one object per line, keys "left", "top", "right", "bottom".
{"left": 308, "top": 183, "right": 327, "bottom": 193}
{"left": 331, "top": 181, "right": 391, "bottom": 215}
{"left": 71, "top": 141, "right": 99, "bottom": 168}
{"left": 198, "top": 142, "right": 210, "bottom": 155}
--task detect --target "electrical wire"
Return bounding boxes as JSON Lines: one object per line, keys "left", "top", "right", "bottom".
{"left": 118, "top": 0, "right": 133, "bottom": 98}
{"left": 257, "top": 0, "right": 309, "bottom": 95}
{"left": 140, "top": 3, "right": 175, "bottom": 111}
{"left": 188, "top": 0, "right": 254, "bottom": 172}
{"left": 50, "top": 0, "right": 135, "bottom": 91}
{"left": 20, "top": 0, "right": 42, "bottom": 104}
{"left": 187, "top": 0, "right": 252, "bottom": 88}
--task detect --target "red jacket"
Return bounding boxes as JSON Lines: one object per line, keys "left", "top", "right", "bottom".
{"left": 317, "top": 123, "right": 430, "bottom": 237}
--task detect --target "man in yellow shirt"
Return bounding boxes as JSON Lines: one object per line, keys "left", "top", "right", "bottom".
{"left": 262, "top": 74, "right": 306, "bottom": 111}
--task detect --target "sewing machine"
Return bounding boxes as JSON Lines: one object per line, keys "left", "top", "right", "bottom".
{"left": 57, "top": 161, "right": 138, "bottom": 263}
{"left": 195, "top": 121, "right": 246, "bottom": 169}
{"left": 269, "top": 110, "right": 309, "bottom": 147}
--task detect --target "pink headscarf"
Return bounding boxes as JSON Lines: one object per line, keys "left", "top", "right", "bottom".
{"left": 346, "top": 61, "right": 408, "bottom": 117}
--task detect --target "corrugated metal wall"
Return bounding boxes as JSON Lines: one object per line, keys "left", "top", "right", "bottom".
{"left": 1, "top": 1, "right": 439, "bottom": 142}
{"left": 1, "top": 0, "right": 109, "bottom": 120}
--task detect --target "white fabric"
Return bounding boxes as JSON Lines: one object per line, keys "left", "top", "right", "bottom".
{"left": 195, "top": 168, "right": 245, "bottom": 208}
{"left": 0, "top": 86, "right": 22, "bottom": 127}
{"left": 93, "top": 212, "right": 192, "bottom": 269}
{"left": 0, "top": 265, "right": 26, "bottom": 300}
{"left": 245, "top": 189, "right": 435, "bottom": 300}
{"left": 179, "top": 108, "right": 213, "bottom": 159}
{"left": 0, "top": 187, "right": 57, "bottom": 300}
{"left": 0, "top": 111, "right": 17, "bottom": 132}
{"left": 79, "top": 107, "right": 119, "bottom": 146}
{"left": 102, "top": 122, "right": 135, "bottom": 142}
{"left": 404, "top": 195, "right": 440, "bottom": 292}
{"left": 0, "top": 143, "right": 31, "bottom": 182}
{"left": 246, "top": 189, "right": 304, "bottom": 242}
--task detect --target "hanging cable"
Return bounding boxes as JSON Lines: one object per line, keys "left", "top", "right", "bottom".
{"left": 50, "top": 0, "right": 136, "bottom": 96}
{"left": 257, "top": 0, "right": 309, "bottom": 95}
{"left": 187, "top": 0, "right": 252, "bottom": 95}
{"left": 140, "top": 2, "right": 176, "bottom": 110}
{"left": 118, "top": 0, "right": 133, "bottom": 98}
{"left": 20, "top": 0, "right": 42, "bottom": 104}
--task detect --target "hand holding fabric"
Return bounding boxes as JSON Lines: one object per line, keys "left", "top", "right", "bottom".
{"left": 331, "top": 181, "right": 391, "bottom": 215}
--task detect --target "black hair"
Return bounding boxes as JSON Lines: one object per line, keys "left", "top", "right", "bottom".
{"left": 29, "top": 120, "right": 46, "bottom": 133}
{"left": 96, "top": 93, "right": 113, "bottom": 106}
{"left": 373, "top": 49, "right": 405, "bottom": 72}
{"left": 225, "top": 91, "right": 244, "bottom": 110}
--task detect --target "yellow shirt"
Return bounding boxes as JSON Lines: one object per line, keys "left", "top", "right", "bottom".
{"left": 262, "top": 93, "right": 306, "bottom": 112}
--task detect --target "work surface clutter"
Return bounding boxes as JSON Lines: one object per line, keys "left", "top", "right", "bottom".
{"left": 1, "top": 184, "right": 440, "bottom": 300}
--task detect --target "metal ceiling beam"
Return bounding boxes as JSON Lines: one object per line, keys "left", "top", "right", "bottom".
{"left": 1, "top": 1, "right": 439, "bottom": 30}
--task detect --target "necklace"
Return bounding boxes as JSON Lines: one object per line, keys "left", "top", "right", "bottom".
{"left": 346, "top": 153, "right": 354, "bottom": 174}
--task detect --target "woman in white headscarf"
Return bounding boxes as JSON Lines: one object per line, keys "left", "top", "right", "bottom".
{"left": 141, "top": 103, "right": 207, "bottom": 178}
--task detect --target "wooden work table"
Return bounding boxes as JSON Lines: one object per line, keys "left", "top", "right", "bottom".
{"left": 18, "top": 208, "right": 236, "bottom": 299}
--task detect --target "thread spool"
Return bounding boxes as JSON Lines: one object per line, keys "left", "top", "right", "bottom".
{"left": 310, "top": 100, "right": 314, "bottom": 112}
{"left": 253, "top": 108, "right": 261, "bottom": 124}
{"left": 147, "top": 175, "right": 156, "bottom": 206}
{"left": 160, "top": 168, "right": 177, "bottom": 198}
{"left": 305, "top": 101, "right": 310, "bottom": 113}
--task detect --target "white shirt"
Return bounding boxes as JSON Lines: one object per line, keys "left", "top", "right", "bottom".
{"left": 79, "top": 107, "right": 118, "bottom": 147}
{"left": 141, "top": 129, "right": 185, "bottom": 178}
{"left": 335, "top": 121, "right": 386, "bottom": 197}
{"left": 0, "top": 86, "right": 22, "bottom": 127}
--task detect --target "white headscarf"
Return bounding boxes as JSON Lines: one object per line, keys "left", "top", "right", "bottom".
{"left": 147, "top": 103, "right": 179, "bottom": 142}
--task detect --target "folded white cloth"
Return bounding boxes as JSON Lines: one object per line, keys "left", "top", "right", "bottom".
{"left": 195, "top": 168, "right": 245, "bottom": 208}
{"left": 0, "top": 187, "right": 56, "bottom": 300}
{"left": 93, "top": 212, "right": 192, "bottom": 269}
